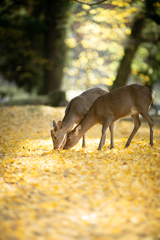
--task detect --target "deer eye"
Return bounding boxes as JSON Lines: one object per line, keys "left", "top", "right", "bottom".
{"left": 54, "top": 136, "right": 57, "bottom": 140}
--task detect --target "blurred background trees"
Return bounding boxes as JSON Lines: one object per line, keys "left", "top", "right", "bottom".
{"left": 0, "top": 0, "right": 71, "bottom": 94}
{"left": 64, "top": 0, "right": 160, "bottom": 94}
{"left": 0, "top": 0, "right": 160, "bottom": 104}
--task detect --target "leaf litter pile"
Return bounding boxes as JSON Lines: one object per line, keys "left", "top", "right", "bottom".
{"left": 0, "top": 105, "right": 160, "bottom": 240}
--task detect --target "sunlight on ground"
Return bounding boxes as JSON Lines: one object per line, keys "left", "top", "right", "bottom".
{"left": 0, "top": 106, "right": 160, "bottom": 240}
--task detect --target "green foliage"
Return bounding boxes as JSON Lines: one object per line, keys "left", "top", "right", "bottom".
{"left": 0, "top": 0, "right": 45, "bottom": 92}
{"left": 0, "top": 0, "right": 160, "bottom": 94}
{"left": 63, "top": 0, "right": 160, "bottom": 91}
{"left": 0, "top": 0, "right": 72, "bottom": 93}
{"left": 132, "top": 20, "right": 160, "bottom": 86}
{"left": 63, "top": 0, "right": 139, "bottom": 90}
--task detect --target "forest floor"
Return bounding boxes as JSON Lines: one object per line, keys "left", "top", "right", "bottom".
{"left": 0, "top": 105, "right": 160, "bottom": 240}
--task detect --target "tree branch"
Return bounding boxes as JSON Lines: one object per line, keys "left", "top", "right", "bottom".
{"left": 73, "top": 0, "right": 108, "bottom": 6}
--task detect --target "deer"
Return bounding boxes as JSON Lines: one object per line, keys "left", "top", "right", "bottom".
{"left": 50, "top": 87, "right": 108, "bottom": 150}
{"left": 63, "top": 84, "right": 155, "bottom": 150}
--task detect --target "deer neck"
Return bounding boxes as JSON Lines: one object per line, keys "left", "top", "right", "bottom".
{"left": 62, "top": 116, "right": 75, "bottom": 132}
{"left": 78, "top": 111, "right": 96, "bottom": 137}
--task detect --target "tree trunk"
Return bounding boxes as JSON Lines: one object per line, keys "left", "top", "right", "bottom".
{"left": 43, "top": 0, "right": 69, "bottom": 94}
{"left": 111, "top": 17, "right": 145, "bottom": 90}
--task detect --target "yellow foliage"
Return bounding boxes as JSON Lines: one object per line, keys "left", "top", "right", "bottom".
{"left": 76, "top": 11, "right": 86, "bottom": 18}
{"left": 65, "top": 38, "right": 78, "bottom": 48}
{"left": 126, "top": 28, "right": 131, "bottom": 35}
{"left": 101, "top": 77, "right": 113, "bottom": 86}
{"left": 82, "top": 4, "right": 91, "bottom": 10}
{"left": 144, "top": 75, "right": 150, "bottom": 82}
{"left": 0, "top": 106, "right": 160, "bottom": 240}
{"left": 89, "top": 9, "right": 97, "bottom": 15}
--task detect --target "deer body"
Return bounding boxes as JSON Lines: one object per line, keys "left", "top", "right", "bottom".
{"left": 64, "top": 84, "right": 155, "bottom": 150}
{"left": 51, "top": 87, "right": 108, "bottom": 149}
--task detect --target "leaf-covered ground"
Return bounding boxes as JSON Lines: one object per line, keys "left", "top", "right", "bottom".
{"left": 0, "top": 106, "right": 160, "bottom": 240}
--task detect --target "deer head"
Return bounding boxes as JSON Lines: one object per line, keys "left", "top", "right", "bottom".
{"left": 50, "top": 120, "right": 65, "bottom": 149}
{"left": 63, "top": 125, "right": 81, "bottom": 149}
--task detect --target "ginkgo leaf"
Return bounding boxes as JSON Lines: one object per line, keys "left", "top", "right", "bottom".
{"left": 0, "top": 105, "right": 160, "bottom": 240}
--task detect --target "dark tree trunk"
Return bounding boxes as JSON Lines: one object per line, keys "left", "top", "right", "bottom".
{"left": 145, "top": 0, "right": 160, "bottom": 25}
{"left": 111, "top": 17, "right": 145, "bottom": 90}
{"left": 43, "top": 0, "right": 69, "bottom": 94}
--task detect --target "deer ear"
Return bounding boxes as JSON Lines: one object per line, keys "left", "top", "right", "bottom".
{"left": 57, "top": 121, "right": 62, "bottom": 130}
{"left": 75, "top": 125, "right": 81, "bottom": 135}
{"left": 53, "top": 120, "right": 57, "bottom": 128}
{"left": 50, "top": 129, "right": 54, "bottom": 137}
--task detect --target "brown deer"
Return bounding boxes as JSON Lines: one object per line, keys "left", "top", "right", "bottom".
{"left": 50, "top": 87, "right": 108, "bottom": 149}
{"left": 63, "top": 84, "right": 155, "bottom": 150}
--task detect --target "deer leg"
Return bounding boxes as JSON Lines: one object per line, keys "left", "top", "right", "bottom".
{"left": 82, "top": 134, "right": 86, "bottom": 148}
{"left": 98, "top": 119, "right": 111, "bottom": 150}
{"left": 139, "top": 112, "right": 154, "bottom": 146}
{"left": 125, "top": 113, "right": 141, "bottom": 148}
{"left": 109, "top": 122, "right": 115, "bottom": 149}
